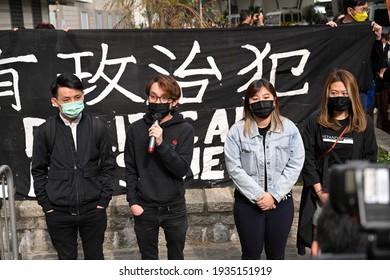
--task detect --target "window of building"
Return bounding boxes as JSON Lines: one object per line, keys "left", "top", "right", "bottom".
{"left": 31, "top": 0, "right": 43, "bottom": 27}
{"left": 80, "top": 11, "right": 89, "bottom": 29}
{"left": 107, "top": 14, "right": 112, "bottom": 29}
{"left": 115, "top": 14, "right": 120, "bottom": 28}
{"left": 49, "top": 11, "right": 57, "bottom": 29}
{"left": 9, "top": 0, "right": 24, "bottom": 28}
{"left": 97, "top": 13, "right": 103, "bottom": 29}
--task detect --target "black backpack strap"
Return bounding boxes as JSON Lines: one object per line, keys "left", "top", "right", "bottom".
{"left": 45, "top": 116, "right": 57, "bottom": 156}
{"left": 45, "top": 114, "right": 104, "bottom": 155}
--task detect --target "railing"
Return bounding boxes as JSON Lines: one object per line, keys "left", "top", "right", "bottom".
{"left": 0, "top": 165, "right": 18, "bottom": 260}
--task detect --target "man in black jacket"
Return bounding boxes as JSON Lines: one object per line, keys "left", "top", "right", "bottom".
{"left": 124, "top": 74, "right": 194, "bottom": 260}
{"left": 31, "top": 73, "right": 115, "bottom": 260}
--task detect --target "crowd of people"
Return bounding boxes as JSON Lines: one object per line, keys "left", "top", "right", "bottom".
{"left": 28, "top": 0, "right": 387, "bottom": 261}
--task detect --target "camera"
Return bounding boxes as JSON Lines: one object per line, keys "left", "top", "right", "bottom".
{"left": 329, "top": 160, "right": 390, "bottom": 230}
{"left": 329, "top": 160, "right": 390, "bottom": 259}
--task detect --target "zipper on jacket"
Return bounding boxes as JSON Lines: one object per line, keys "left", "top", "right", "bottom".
{"left": 67, "top": 126, "right": 80, "bottom": 216}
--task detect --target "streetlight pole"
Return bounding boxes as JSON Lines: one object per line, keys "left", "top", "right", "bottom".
{"left": 228, "top": 0, "right": 231, "bottom": 26}
{"left": 200, "top": 0, "right": 203, "bottom": 27}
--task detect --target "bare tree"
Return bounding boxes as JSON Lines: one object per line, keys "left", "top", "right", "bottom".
{"left": 106, "top": 0, "right": 222, "bottom": 29}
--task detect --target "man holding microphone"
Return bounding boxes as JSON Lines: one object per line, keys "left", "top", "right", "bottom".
{"left": 124, "top": 74, "right": 194, "bottom": 260}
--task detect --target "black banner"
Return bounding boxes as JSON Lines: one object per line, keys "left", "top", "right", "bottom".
{"left": 0, "top": 23, "right": 374, "bottom": 198}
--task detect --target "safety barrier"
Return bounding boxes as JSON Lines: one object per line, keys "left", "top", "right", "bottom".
{"left": 0, "top": 165, "right": 18, "bottom": 260}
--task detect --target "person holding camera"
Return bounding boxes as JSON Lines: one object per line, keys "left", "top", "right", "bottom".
{"left": 297, "top": 69, "right": 378, "bottom": 255}
{"left": 237, "top": 10, "right": 264, "bottom": 28}
{"left": 253, "top": 12, "right": 264, "bottom": 27}
{"left": 237, "top": 9, "right": 253, "bottom": 28}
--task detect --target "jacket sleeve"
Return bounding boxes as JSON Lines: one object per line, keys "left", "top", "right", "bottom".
{"left": 97, "top": 123, "right": 115, "bottom": 208}
{"left": 371, "top": 38, "right": 385, "bottom": 74}
{"left": 301, "top": 113, "right": 322, "bottom": 188}
{"left": 268, "top": 123, "right": 305, "bottom": 202}
{"left": 31, "top": 123, "right": 53, "bottom": 213}
{"left": 124, "top": 125, "right": 138, "bottom": 206}
{"left": 361, "top": 115, "right": 378, "bottom": 162}
{"left": 156, "top": 123, "right": 194, "bottom": 179}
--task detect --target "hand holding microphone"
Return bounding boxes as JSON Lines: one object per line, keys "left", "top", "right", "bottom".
{"left": 148, "top": 112, "right": 162, "bottom": 153}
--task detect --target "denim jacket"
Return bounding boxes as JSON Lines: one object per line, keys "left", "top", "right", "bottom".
{"left": 224, "top": 117, "right": 305, "bottom": 203}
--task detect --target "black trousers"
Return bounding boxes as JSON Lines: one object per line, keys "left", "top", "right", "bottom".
{"left": 234, "top": 190, "right": 294, "bottom": 260}
{"left": 134, "top": 202, "right": 188, "bottom": 260}
{"left": 45, "top": 207, "right": 107, "bottom": 260}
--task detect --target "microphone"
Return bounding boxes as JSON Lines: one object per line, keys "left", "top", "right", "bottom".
{"left": 148, "top": 112, "right": 162, "bottom": 153}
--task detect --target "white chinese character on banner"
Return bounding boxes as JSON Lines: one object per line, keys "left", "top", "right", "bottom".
{"left": 57, "top": 43, "right": 144, "bottom": 105}
{"left": 149, "top": 40, "right": 222, "bottom": 104}
{"left": 237, "top": 43, "right": 310, "bottom": 96}
{"left": 0, "top": 49, "right": 38, "bottom": 111}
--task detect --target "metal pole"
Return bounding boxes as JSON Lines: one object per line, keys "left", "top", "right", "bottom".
{"left": 228, "top": 0, "right": 231, "bottom": 26}
{"left": 200, "top": 0, "right": 203, "bottom": 27}
{"left": 0, "top": 165, "right": 18, "bottom": 260}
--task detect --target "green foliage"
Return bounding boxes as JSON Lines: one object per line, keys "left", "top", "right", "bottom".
{"left": 377, "top": 147, "right": 390, "bottom": 164}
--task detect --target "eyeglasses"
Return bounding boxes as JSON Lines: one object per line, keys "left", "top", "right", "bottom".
{"left": 148, "top": 95, "right": 173, "bottom": 103}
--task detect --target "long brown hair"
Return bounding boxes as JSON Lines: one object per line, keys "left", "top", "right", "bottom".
{"left": 318, "top": 69, "right": 366, "bottom": 133}
{"left": 243, "top": 79, "right": 283, "bottom": 137}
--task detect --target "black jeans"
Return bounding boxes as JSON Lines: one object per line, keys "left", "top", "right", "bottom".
{"left": 134, "top": 202, "right": 188, "bottom": 260}
{"left": 45, "top": 207, "right": 107, "bottom": 260}
{"left": 234, "top": 191, "right": 294, "bottom": 260}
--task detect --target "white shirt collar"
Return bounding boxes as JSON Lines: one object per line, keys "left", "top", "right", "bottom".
{"left": 59, "top": 113, "right": 82, "bottom": 127}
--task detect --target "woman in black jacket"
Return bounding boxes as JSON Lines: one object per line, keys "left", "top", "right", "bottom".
{"left": 297, "top": 69, "right": 378, "bottom": 255}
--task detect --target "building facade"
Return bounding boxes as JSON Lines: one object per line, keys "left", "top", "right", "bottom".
{"left": 0, "top": 0, "right": 125, "bottom": 30}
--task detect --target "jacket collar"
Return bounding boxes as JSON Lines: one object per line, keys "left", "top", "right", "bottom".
{"left": 248, "top": 118, "right": 282, "bottom": 138}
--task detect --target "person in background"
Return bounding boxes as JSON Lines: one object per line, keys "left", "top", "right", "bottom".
{"left": 35, "top": 22, "right": 55, "bottom": 29}
{"left": 237, "top": 9, "right": 254, "bottom": 28}
{"left": 224, "top": 79, "right": 305, "bottom": 260}
{"left": 252, "top": 11, "right": 265, "bottom": 27}
{"left": 327, "top": 0, "right": 383, "bottom": 113}
{"left": 311, "top": 202, "right": 368, "bottom": 259}
{"left": 297, "top": 69, "right": 377, "bottom": 255}
{"left": 124, "top": 74, "right": 194, "bottom": 260}
{"left": 32, "top": 73, "right": 115, "bottom": 259}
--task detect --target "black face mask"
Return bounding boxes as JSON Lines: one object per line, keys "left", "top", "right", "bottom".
{"left": 328, "top": 97, "right": 351, "bottom": 112}
{"left": 148, "top": 103, "right": 171, "bottom": 118}
{"left": 250, "top": 100, "right": 274, "bottom": 119}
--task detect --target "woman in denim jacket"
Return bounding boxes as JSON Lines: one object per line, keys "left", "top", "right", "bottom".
{"left": 224, "top": 79, "right": 305, "bottom": 260}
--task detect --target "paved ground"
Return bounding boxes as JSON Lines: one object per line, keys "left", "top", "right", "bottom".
{"left": 104, "top": 126, "right": 390, "bottom": 261}
{"left": 104, "top": 242, "right": 311, "bottom": 260}
{"left": 375, "top": 127, "right": 390, "bottom": 152}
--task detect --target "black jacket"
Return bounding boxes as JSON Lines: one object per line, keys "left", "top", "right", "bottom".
{"left": 124, "top": 109, "right": 194, "bottom": 207}
{"left": 296, "top": 111, "right": 378, "bottom": 255}
{"left": 31, "top": 113, "right": 115, "bottom": 214}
